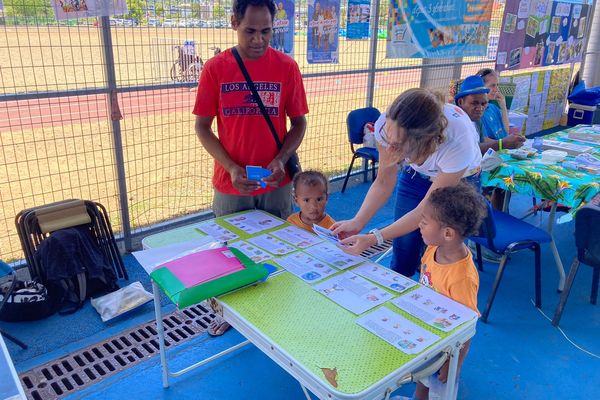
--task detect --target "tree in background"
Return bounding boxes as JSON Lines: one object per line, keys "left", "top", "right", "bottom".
{"left": 124, "top": 0, "right": 145, "bottom": 24}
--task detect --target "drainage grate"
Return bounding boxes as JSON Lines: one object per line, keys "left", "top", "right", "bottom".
{"left": 360, "top": 239, "right": 393, "bottom": 259}
{"left": 19, "top": 303, "right": 216, "bottom": 400}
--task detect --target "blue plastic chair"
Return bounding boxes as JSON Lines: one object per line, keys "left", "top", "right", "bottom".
{"left": 470, "top": 202, "right": 552, "bottom": 323}
{"left": 552, "top": 199, "right": 600, "bottom": 326}
{"left": 341, "top": 107, "right": 381, "bottom": 193}
{"left": 0, "top": 260, "right": 28, "bottom": 349}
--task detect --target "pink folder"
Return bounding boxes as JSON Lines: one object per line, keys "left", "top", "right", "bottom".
{"left": 160, "top": 247, "right": 245, "bottom": 287}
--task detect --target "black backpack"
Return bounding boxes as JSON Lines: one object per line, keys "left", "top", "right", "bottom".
{"left": 35, "top": 225, "right": 119, "bottom": 315}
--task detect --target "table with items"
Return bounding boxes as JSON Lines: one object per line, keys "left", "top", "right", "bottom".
{"left": 481, "top": 124, "right": 600, "bottom": 291}
{"left": 140, "top": 210, "right": 478, "bottom": 400}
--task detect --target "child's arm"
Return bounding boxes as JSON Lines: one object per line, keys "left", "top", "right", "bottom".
{"left": 437, "top": 338, "right": 471, "bottom": 384}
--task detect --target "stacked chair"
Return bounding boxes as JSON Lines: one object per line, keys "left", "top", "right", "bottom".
{"left": 15, "top": 199, "right": 127, "bottom": 285}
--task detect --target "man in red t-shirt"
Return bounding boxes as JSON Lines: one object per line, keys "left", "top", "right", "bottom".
{"left": 193, "top": 0, "right": 308, "bottom": 219}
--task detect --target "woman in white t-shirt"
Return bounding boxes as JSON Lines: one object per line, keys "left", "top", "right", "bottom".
{"left": 332, "top": 89, "right": 482, "bottom": 277}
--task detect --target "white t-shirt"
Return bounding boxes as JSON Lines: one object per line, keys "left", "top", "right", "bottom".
{"left": 374, "top": 104, "right": 481, "bottom": 177}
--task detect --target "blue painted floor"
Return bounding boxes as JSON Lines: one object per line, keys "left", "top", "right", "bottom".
{"left": 2, "top": 181, "right": 599, "bottom": 399}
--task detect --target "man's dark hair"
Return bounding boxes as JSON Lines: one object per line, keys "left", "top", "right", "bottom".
{"left": 428, "top": 182, "right": 487, "bottom": 237}
{"left": 233, "top": 0, "right": 276, "bottom": 22}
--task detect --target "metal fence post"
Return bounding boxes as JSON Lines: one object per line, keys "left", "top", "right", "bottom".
{"left": 366, "top": 0, "right": 382, "bottom": 109}
{"left": 99, "top": 16, "right": 133, "bottom": 251}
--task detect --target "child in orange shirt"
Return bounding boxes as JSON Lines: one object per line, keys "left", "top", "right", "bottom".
{"left": 287, "top": 170, "right": 335, "bottom": 233}
{"left": 414, "top": 181, "right": 486, "bottom": 400}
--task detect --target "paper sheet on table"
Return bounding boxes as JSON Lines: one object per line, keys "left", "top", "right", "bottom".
{"left": 274, "top": 251, "right": 338, "bottom": 283}
{"left": 228, "top": 240, "right": 274, "bottom": 263}
{"left": 356, "top": 306, "right": 440, "bottom": 354}
{"left": 270, "top": 225, "right": 324, "bottom": 248}
{"left": 223, "top": 210, "right": 284, "bottom": 234}
{"left": 312, "top": 271, "right": 394, "bottom": 315}
{"left": 353, "top": 262, "right": 417, "bottom": 293}
{"left": 306, "top": 242, "right": 365, "bottom": 270}
{"left": 133, "top": 236, "right": 219, "bottom": 275}
{"left": 247, "top": 234, "right": 297, "bottom": 255}
{"left": 194, "top": 221, "right": 239, "bottom": 242}
{"left": 391, "top": 287, "right": 477, "bottom": 332}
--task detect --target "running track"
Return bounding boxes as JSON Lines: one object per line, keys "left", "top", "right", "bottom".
{"left": 0, "top": 71, "right": 421, "bottom": 132}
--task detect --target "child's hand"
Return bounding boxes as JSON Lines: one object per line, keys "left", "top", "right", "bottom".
{"left": 339, "top": 233, "right": 376, "bottom": 255}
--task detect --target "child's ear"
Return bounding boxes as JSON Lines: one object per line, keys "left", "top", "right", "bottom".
{"left": 443, "top": 227, "right": 456, "bottom": 241}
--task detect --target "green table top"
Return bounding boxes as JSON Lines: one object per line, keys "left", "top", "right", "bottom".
{"left": 143, "top": 211, "right": 476, "bottom": 396}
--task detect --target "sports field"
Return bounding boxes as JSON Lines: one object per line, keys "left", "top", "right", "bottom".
{"left": 0, "top": 26, "right": 490, "bottom": 260}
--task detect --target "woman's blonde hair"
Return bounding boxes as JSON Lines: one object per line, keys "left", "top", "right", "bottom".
{"left": 386, "top": 88, "right": 448, "bottom": 162}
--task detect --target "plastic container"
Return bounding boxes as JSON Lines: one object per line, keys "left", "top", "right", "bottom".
{"left": 540, "top": 149, "right": 568, "bottom": 164}
{"left": 567, "top": 103, "right": 597, "bottom": 126}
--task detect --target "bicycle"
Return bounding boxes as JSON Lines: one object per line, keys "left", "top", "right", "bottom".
{"left": 170, "top": 45, "right": 203, "bottom": 83}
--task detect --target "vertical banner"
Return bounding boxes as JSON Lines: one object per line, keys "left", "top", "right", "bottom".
{"left": 307, "top": 0, "right": 341, "bottom": 64}
{"left": 347, "top": 0, "right": 371, "bottom": 40}
{"left": 386, "top": 0, "right": 493, "bottom": 58}
{"left": 51, "top": 0, "right": 128, "bottom": 20}
{"left": 271, "top": 0, "right": 295, "bottom": 56}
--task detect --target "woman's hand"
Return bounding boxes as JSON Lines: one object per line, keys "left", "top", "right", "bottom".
{"left": 331, "top": 219, "right": 364, "bottom": 240}
{"left": 489, "top": 89, "right": 507, "bottom": 110}
{"left": 339, "top": 233, "right": 376, "bottom": 255}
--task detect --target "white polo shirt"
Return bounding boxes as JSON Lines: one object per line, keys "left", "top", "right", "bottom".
{"left": 375, "top": 103, "right": 481, "bottom": 178}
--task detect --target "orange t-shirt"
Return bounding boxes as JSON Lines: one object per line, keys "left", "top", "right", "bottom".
{"left": 287, "top": 213, "right": 335, "bottom": 234}
{"left": 193, "top": 47, "right": 309, "bottom": 195}
{"left": 419, "top": 245, "right": 480, "bottom": 315}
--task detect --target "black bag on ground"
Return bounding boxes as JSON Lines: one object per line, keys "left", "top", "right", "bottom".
{"left": 34, "top": 225, "right": 119, "bottom": 315}
{"left": 0, "top": 279, "right": 56, "bottom": 322}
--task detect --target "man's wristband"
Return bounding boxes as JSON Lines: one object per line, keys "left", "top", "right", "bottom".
{"left": 498, "top": 139, "right": 503, "bottom": 151}
{"left": 368, "top": 228, "right": 385, "bottom": 246}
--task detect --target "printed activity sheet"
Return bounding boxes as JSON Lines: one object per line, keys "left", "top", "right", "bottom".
{"left": 353, "top": 262, "right": 417, "bottom": 294}
{"left": 223, "top": 210, "right": 284, "bottom": 234}
{"left": 356, "top": 306, "right": 440, "bottom": 354}
{"left": 228, "top": 240, "right": 274, "bottom": 263}
{"left": 312, "top": 224, "right": 345, "bottom": 247}
{"left": 194, "top": 221, "right": 239, "bottom": 243}
{"left": 247, "top": 234, "right": 297, "bottom": 256}
{"left": 275, "top": 251, "right": 338, "bottom": 283}
{"left": 306, "top": 242, "right": 365, "bottom": 270}
{"left": 312, "top": 271, "right": 394, "bottom": 315}
{"left": 270, "top": 225, "right": 324, "bottom": 248}
{"left": 391, "top": 287, "right": 477, "bottom": 332}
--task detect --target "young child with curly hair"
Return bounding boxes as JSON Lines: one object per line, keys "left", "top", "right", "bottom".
{"left": 413, "top": 181, "right": 487, "bottom": 400}
{"left": 287, "top": 170, "right": 335, "bottom": 233}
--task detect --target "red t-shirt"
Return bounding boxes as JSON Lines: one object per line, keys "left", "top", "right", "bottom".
{"left": 193, "top": 47, "right": 308, "bottom": 195}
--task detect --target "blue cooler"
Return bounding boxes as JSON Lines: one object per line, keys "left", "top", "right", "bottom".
{"left": 567, "top": 103, "right": 597, "bottom": 126}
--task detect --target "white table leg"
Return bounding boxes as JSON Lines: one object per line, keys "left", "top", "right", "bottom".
{"left": 547, "top": 203, "right": 566, "bottom": 292}
{"left": 152, "top": 281, "right": 170, "bottom": 388}
{"left": 443, "top": 342, "right": 461, "bottom": 400}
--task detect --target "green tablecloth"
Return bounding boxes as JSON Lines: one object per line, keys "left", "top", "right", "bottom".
{"left": 481, "top": 126, "right": 600, "bottom": 217}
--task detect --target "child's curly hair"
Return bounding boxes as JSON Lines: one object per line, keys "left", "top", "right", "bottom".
{"left": 292, "top": 170, "right": 329, "bottom": 195}
{"left": 428, "top": 182, "right": 487, "bottom": 237}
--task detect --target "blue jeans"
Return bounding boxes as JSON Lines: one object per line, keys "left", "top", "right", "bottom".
{"left": 389, "top": 167, "right": 481, "bottom": 277}
{"left": 390, "top": 168, "right": 432, "bottom": 277}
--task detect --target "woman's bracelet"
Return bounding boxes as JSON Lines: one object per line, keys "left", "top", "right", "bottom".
{"left": 498, "top": 139, "right": 503, "bottom": 151}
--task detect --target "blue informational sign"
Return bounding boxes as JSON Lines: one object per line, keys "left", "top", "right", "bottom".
{"left": 271, "top": 0, "right": 295, "bottom": 56}
{"left": 387, "top": 0, "right": 493, "bottom": 58}
{"left": 307, "top": 0, "right": 341, "bottom": 64}
{"left": 347, "top": 0, "right": 371, "bottom": 40}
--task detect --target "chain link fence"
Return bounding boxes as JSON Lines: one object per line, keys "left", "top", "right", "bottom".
{"left": 0, "top": 0, "right": 501, "bottom": 261}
